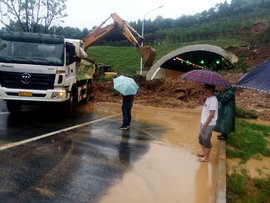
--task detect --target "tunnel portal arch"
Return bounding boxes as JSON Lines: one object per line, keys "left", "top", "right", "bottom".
{"left": 146, "top": 44, "right": 238, "bottom": 80}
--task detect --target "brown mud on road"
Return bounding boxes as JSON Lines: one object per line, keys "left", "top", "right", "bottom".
{"left": 88, "top": 102, "right": 219, "bottom": 203}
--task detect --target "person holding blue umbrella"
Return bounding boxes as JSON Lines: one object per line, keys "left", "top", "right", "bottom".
{"left": 113, "top": 75, "right": 139, "bottom": 130}
{"left": 120, "top": 94, "right": 134, "bottom": 129}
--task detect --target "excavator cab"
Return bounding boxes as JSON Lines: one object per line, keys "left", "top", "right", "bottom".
{"left": 96, "top": 64, "right": 117, "bottom": 79}
{"left": 83, "top": 13, "right": 156, "bottom": 67}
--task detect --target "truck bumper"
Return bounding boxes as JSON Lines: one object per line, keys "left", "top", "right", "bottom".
{"left": 0, "top": 86, "right": 69, "bottom": 103}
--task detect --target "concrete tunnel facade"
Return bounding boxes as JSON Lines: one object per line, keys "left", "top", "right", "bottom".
{"left": 146, "top": 44, "right": 238, "bottom": 80}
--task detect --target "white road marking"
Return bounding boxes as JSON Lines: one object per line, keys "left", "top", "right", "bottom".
{"left": 0, "top": 114, "right": 120, "bottom": 151}
{"left": 0, "top": 112, "right": 9, "bottom": 115}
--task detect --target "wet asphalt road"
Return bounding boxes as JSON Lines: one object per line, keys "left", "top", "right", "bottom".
{"left": 0, "top": 101, "right": 102, "bottom": 145}
{"left": 0, "top": 101, "right": 166, "bottom": 202}
{"left": 0, "top": 100, "right": 7, "bottom": 113}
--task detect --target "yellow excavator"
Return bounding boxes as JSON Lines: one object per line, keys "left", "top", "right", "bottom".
{"left": 83, "top": 13, "right": 156, "bottom": 67}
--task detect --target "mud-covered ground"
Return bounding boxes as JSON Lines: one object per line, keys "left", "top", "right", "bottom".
{"left": 92, "top": 75, "right": 270, "bottom": 121}
{"left": 92, "top": 44, "right": 270, "bottom": 120}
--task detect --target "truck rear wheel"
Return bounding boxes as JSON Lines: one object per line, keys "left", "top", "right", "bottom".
{"left": 88, "top": 83, "right": 93, "bottom": 101}
{"left": 6, "top": 101, "right": 22, "bottom": 113}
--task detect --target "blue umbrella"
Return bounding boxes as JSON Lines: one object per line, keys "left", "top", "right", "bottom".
{"left": 234, "top": 59, "right": 270, "bottom": 93}
{"left": 113, "top": 75, "right": 139, "bottom": 96}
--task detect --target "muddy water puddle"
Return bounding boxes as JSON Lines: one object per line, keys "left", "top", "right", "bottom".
{"left": 244, "top": 118, "right": 270, "bottom": 126}
{"left": 227, "top": 157, "right": 270, "bottom": 178}
{"left": 86, "top": 102, "right": 219, "bottom": 203}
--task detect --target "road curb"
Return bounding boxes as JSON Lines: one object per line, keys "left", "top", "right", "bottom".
{"left": 215, "top": 141, "right": 226, "bottom": 203}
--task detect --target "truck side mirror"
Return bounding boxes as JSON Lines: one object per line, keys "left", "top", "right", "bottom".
{"left": 66, "top": 42, "right": 76, "bottom": 65}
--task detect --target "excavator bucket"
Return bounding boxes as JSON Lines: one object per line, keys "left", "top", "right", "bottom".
{"left": 138, "top": 46, "right": 156, "bottom": 67}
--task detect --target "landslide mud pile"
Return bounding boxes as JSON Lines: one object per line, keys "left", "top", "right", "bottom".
{"left": 134, "top": 76, "right": 206, "bottom": 108}
{"left": 92, "top": 76, "right": 205, "bottom": 108}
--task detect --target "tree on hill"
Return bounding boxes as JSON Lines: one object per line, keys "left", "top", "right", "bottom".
{"left": 95, "top": 0, "right": 270, "bottom": 45}
{"left": 1, "top": 0, "right": 268, "bottom": 43}
{"left": 0, "top": 0, "right": 67, "bottom": 33}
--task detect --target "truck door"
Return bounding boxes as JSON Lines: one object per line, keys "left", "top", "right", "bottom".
{"left": 66, "top": 42, "right": 76, "bottom": 78}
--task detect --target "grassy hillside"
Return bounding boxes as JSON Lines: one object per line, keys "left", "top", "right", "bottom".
{"left": 87, "top": 38, "right": 246, "bottom": 75}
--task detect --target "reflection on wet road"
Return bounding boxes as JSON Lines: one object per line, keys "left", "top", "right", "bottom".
{"left": 0, "top": 101, "right": 102, "bottom": 145}
{"left": 0, "top": 101, "right": 219, "bottom": 202}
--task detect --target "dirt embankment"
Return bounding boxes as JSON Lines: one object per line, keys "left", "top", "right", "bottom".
{"left": 93, "top": 77, "right": 205, "bottom": 108}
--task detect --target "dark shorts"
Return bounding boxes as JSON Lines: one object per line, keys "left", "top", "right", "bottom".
{"left": 198, "top": 124, "right": 215, "bottom": 148}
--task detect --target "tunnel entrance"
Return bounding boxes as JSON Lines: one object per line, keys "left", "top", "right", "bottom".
{"left": 146, "top": 44, "right": 238, "bottom": 80}
{"left": 163, "top": 51, "right": 228, "bottom": 72}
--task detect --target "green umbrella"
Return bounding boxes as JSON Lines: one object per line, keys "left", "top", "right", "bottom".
{"left": 113, "top": 75, "right": 139, "bottom": 96}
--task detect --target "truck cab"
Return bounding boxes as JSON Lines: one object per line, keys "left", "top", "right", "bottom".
{"left": 0, "top": 31, "right": 94, "bottom": 113}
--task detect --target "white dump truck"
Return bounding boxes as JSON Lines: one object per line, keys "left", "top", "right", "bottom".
{"left": 0, "top": 13, "right": 156, "bottom": 113}
{"left": 0, "top": 31, "right": 95, "bottom": 113}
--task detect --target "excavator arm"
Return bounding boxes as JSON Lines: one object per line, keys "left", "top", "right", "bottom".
{"left": 83, "top": 13, "right": 156, "bottom": 67}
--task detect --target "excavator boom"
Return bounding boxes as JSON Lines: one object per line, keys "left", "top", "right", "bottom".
{"left": 83, "top": 13, "right": 156, "bottom": 67}
{"left": 83, "top": 24, "right": 116, "bottom": 50}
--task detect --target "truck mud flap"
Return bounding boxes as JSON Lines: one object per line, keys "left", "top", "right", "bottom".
{"left": 77, "top": 85, "right": 87, "bottom": 102}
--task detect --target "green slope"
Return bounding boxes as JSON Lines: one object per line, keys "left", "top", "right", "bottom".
{"left": 87, "top": 38, "right": 245, "bottom": 75}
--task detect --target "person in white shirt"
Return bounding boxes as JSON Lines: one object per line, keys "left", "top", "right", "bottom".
{"left": 197, "top": 84, "right": 218, "bottom": 162}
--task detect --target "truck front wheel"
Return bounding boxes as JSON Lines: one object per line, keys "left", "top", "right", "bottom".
{"left": 6, "top": 101, "right": 22, "bottom": 113}
{"left": 64, "top": 91, "right": 74, "bottom": 112}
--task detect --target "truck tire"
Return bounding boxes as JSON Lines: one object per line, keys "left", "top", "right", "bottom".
{"left": 64, "top": 90, "right": 74, "bottom": 112}
{"left": 6, "top": 101, "right": 22, "bottom": 113}
{"left": 88, "top": 83, "right": 93, "bottom": 101}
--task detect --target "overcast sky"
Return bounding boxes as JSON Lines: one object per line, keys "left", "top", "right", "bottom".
{"left": 63, "top": 0, "right": 231, "bottom": 30}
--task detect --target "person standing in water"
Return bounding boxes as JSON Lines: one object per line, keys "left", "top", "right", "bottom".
{"left": 197, "top": 84, "right": 218, "bottom": 162}
{"left": 119, "top": 95, "right": 134, "bottom": 130}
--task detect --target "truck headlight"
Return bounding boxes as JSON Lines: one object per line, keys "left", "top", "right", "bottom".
{"left": 51, "top": 92, "right": 65, "bottom": 99}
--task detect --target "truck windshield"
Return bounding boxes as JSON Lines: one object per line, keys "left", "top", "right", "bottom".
{"left": 0, "top": 39, "right": 64, "bottom": 66}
